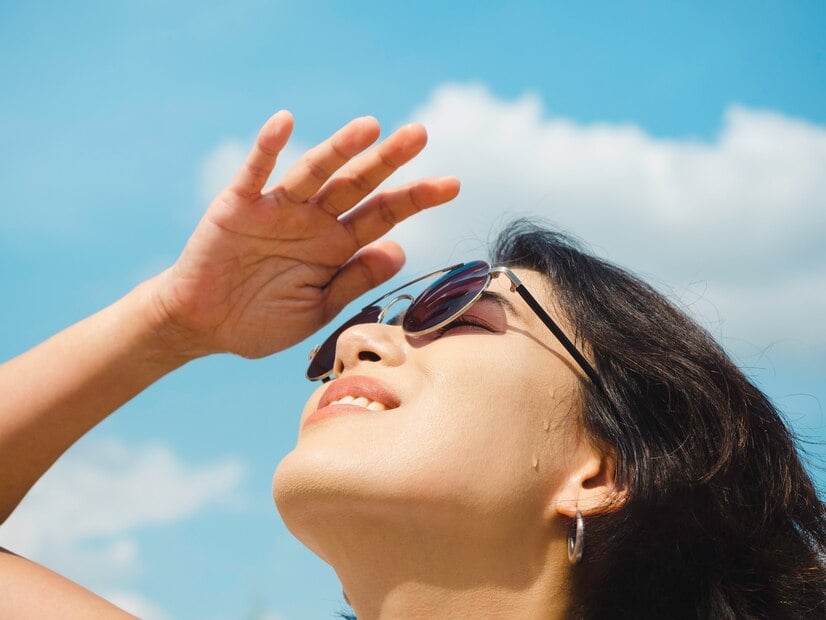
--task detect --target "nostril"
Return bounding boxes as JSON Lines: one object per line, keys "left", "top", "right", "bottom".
{"left": 358, "top": 351, "right": 381, "bottom": 362}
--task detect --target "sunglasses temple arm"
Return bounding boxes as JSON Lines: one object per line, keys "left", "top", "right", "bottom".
{"left": 512, "top": 285, "right": 604, "bottom": 390}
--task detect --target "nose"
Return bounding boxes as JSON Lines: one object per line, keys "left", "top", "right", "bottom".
{"left": 333, "top": 322, "right": 407, "bottom": 377}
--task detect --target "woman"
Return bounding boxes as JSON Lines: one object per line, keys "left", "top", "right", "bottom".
{"left": 276, "top": 223, "right": 826, "bottom": 618}
{"left": 0, "top": 110, "right": 823, "bottom": 619}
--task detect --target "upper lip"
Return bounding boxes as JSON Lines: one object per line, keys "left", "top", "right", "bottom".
{"left": 317, "top": 375, "right": 401, "bottom": 411}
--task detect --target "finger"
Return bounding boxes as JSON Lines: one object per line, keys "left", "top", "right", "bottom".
{"left": 230, "top": 110, "right": 295, "bottom": 198}
{"left": 339, "top": 176, "right": 461, "bottom": 247}
{"left": 323, "top": 241, "right": 406, "bottom": 322}
{"left": 311, "top": 123, "right": 429, "bottom": 216}
{"left": 273, "top": 116, "right": 381, "bottom": 204}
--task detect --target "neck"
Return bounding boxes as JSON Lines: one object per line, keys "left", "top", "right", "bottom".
{"left": 302, "top": 504, "right": 572, "bottom": 620}
{"left": 343, "top": 570, "right": 570, "bottom": 620}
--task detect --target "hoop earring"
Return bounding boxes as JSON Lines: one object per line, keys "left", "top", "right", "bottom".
{"left": 568, "top": 509, "right": 585, "bottom": 565}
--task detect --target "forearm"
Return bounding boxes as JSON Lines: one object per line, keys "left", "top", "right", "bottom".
{"left": 0, "top": 275, "right": 195, "bottom": 522}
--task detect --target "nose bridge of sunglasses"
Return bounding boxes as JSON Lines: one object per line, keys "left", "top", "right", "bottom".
{"left": 377, "top": 293, "right": 415, "bottom": 324}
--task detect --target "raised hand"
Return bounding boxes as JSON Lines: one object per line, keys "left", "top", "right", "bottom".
{"left": 153, "top": 111, "right": 460, "bottom": 359}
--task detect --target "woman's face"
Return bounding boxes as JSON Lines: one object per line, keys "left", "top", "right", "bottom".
{"left": 274, "top": 268, "right": 600, "bottom": 565}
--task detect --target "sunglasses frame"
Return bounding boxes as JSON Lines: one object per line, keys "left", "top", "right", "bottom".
{"left": 306, "top": 261, "right": 602, "bottom": 389}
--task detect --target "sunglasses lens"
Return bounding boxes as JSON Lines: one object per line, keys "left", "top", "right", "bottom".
{"left": 403, "top": 261, "right": 490, "bottom": 333}
{"left": 306, "top": 306, "right": 382, "bottom": 380}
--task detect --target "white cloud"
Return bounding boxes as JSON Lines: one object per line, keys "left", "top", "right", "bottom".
{"left": 246, "top": 611, "right": 287, "bottom": 620}
{"left": 0, "top": 437, "right": 246, "bottom": 585}
{"left": 386, "top": 83, "right": 826, "bottom": 362}
{"left": 105, "top": 590, "right": 176, "bottom": 620}
{"left": 199, "top": 136, "right": 305, "bottom": 206}
{"left": 199, "top": 139, "right": 249, "bottom": 205}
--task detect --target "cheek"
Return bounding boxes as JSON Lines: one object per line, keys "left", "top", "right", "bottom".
{"left": 409, "top": 341, "right": 569, "bottom": 511}
{"left": 297, "top": 382, "right": 328, "bottom": 424}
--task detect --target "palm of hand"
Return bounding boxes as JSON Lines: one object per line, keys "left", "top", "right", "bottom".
{"left": 155, "top": 112, "right": 459, "bottom": 359}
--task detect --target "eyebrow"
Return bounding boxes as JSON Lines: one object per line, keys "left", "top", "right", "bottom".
{"left": 478, "top": 290, "right": 522, "bottom": 320}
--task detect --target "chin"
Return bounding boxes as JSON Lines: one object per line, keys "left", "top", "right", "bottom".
{"left": 272, "top": 446, "right": 335, "bottom": 515}
{"left": 272, "top": 448, "right": 338, "bottom": 562}
{"left": 272, "top": 445, "right": 409, "bottom": 565}
{"left": 272, "top": 443, "right": 388, "bottom": 523}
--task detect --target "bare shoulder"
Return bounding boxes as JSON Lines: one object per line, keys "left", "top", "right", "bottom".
{"left": 0, "top": 547, "right": 137, "bottom": 619}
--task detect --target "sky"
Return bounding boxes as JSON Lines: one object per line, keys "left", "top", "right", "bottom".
{"left": 1, "top": 1, "right": 825, "bottom": 618}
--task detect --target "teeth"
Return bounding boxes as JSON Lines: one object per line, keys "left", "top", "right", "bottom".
{"left": 329, "top": 395, "right": 388, "bottom": 411}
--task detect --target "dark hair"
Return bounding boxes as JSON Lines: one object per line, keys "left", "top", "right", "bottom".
{"left": 491, "top": 219, "right": 826, "bottom": 619}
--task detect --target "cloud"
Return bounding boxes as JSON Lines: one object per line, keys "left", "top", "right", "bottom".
{"left": 386, "top": 83, "right": 826, "bottom": 362}
{"left": 199, "top": 136, "right": 305, "bottom": 206}
{"left": 243, "top": 610, "right": 287, "bottom": 620}
{"left": 199, "top": 139, "right": 249, "bottom": 205}
{"left": 105, "top": 590, "right": 176, "bottom": 620}
{"left": 0, "top": 437, "right": 246, "bottom": 585}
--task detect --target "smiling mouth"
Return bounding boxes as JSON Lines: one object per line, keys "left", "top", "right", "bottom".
{"left": 305, "top": 375, "right": 401, "bottom": 429}
{"left": 328, "top": 395, "right": 388, "bottom": 412}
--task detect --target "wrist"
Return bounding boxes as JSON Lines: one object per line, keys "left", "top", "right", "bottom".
{"left": 127, "top": 270, "right": 212, "bottom": 368}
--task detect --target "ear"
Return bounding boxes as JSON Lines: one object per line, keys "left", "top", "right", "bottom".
{"left": 551, "top": 442, "right": 626, "bottom": 519}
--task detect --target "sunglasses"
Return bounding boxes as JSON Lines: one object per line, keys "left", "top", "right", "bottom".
{"left": 306, "top": 260, "right": 602, "bottom": 388}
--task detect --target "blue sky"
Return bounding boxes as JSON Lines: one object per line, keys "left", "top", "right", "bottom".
{"left": 1, "top": 2, "right": 825, "bottom": 618}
